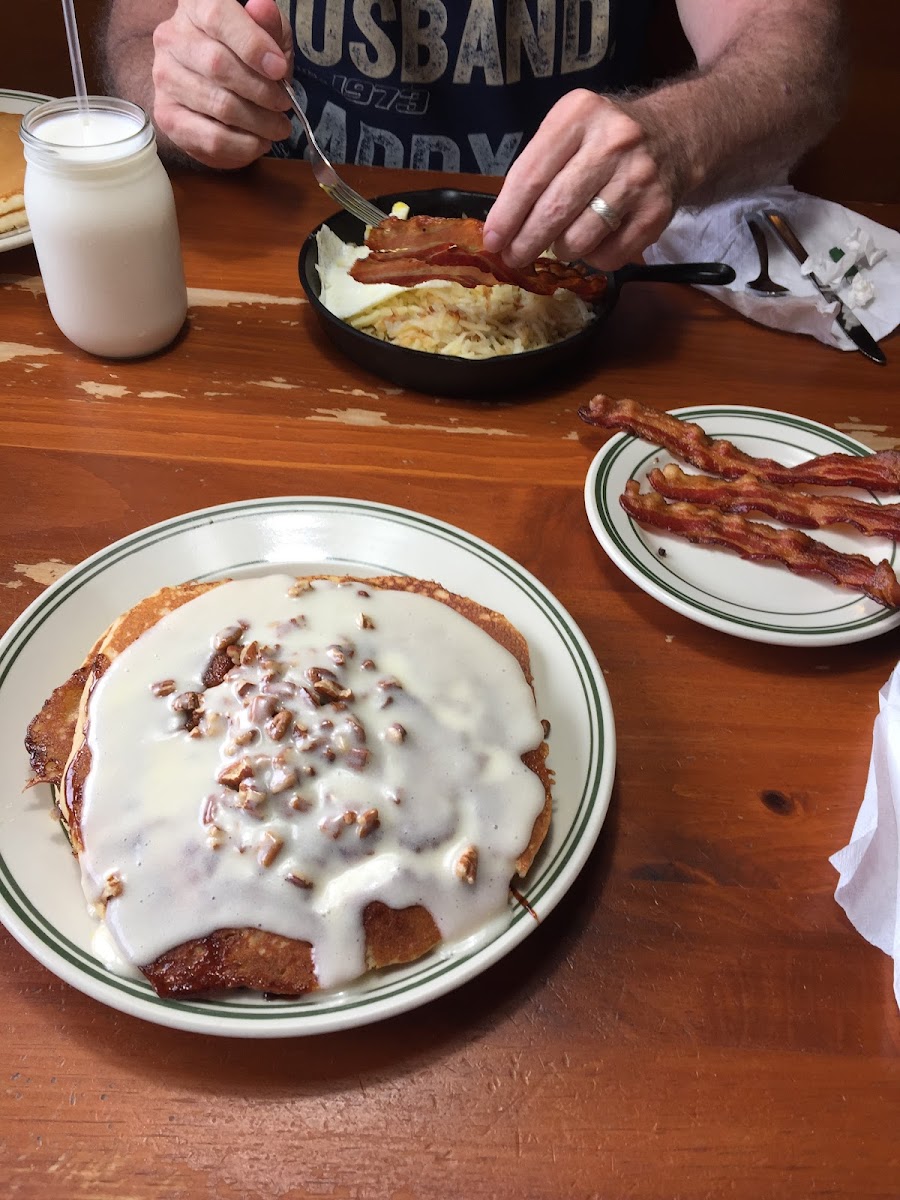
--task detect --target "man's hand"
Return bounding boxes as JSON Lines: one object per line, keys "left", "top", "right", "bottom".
{"left": 150, "top": 0, "right": 293, "bottom": 169}
{"left": 482, "top": 89, "right": 680, "bottom": 272}
{"left": 484, "top": 0, "right": 842, "bottom": 271}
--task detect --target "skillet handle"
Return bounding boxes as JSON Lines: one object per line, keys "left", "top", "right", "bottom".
{"left": 613, "top": 262, "right": 736, "bottom": 286}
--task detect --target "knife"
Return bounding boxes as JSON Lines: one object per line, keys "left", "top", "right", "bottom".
{"left": 760, "top": 209, "right": 887, "bottom": 365}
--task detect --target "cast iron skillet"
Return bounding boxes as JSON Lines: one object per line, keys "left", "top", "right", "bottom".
{"left": 298, "top": 188, "right": 736, "bottom": 398}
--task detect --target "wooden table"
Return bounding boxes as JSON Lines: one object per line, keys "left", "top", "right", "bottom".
{"left": 1, "top": 161, "right": 898, "bottom": 1200}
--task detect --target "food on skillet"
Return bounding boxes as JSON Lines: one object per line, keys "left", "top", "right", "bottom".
{"left": 0, "top": 112, "right": 28, "bottom": 235}
{"left": 351, "top": 215, "right": 608, "bottom": 301}
{"left": 580, "top": 392, "right": 900, "bottom": 608}
{"left": 26, "top": 573, "right": 552, "bottom": 998}
{"left": 316, "top": 221, "right": 596, "bottom": 361}
{"left": 580, "top": 394, "right": 900, "bottom": 492}
{"left": 620, "top": 481, "right": 900, "bottom": 608}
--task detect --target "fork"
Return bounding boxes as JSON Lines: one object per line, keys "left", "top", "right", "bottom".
{"left": 746, "top": 214, "right": 789, "bottom": 295}
{"left": 281, "top": 80, "right": 388, "bottom": 228}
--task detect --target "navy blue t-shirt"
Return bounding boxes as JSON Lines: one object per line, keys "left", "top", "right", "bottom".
{"left": 274, "top": 0, "right": 654, "bottom": 174}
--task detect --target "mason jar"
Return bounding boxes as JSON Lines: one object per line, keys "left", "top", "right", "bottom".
{"left": 20, "top": 96, "right": 187, "bottom": 359}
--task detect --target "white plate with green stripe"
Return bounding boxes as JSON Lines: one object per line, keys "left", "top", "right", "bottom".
{"left": 0, "top": 88, "right": 53, "bottom": 252}
{"left": 0, "top": 497, "right": 614, "bottom": 1037}
{"left": 585, "top": 405, "right": 900, "bottom": 646}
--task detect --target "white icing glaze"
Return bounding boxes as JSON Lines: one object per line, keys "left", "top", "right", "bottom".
{"left": 78, "top": 576, "right": 546, "bottom": 990}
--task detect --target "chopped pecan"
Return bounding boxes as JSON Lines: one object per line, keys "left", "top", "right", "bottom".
{"left": 356, "top": 808, "right": 380, "bottom": 838}
{"left": 346, "top": 716, "right": 366, "bottom": 743}
{"left": 206, "top": 825, "right": 226, "bottom": 850}
{"left": 202, "top": 711, "right": 226, "bottom": 737}
{"left": 306, "top": 665, "right": 337, "bottom": 684}
{"left": 240, "top": 640, "right": 260, "bottom": 666}
{"left": 357, "top": 613, "right": 374, "bottom": 630}
{"left": 285, "top": 872, "right": 314, "bottom": 889}
{"left": 235, "top": 783, "right": 267, "bottom": 815}
{"left": 262, "top": 680, "right": 296, "bottom": 699}
{"left": 313, "top": 678, "right": 353, "bottom": 703}
{"left": 150, "top": 679, "right": 176, "bottom": 698}
{"left": 172, "top": 691, "right": 203, "bottom": 713}
{"left": 217, "top": 759, "right": 254, "bottom": 790}
{"left": 202, "top": 653, "right": 232, "bottom": 689}
{"left": 377, "top": 677, "right": 403, "bottom": 693}
{"left": 288, "top": 580, "right": 312, "bottom": 596}
{"left": 360, "top": 658, "right": 376, "bottom": 671}
{"left": 249, "top": 693, "right": 278, "bottom": 723}
{"left": 269, "top": 764, "right": 298, "bottom": 794}
{"left": 319, "top": 812, "right": 355, "bottom": 839}
{"left": 288, "top": 794, "right": 312, "bottom": 812}
{"left": 102, "top": 871, "right": 124, "bottom": 900}
{"left": 326, "top": 644, "right": 347, "bottom": 666}
{"left": 346, "top": 746, "right": 370, "bottom": 771}
{"left": 455, "top": 846, "right": 478, "bottom": 885}
{"left": 231, "top": 727, "right": 259, "bottom": 747}
{"left": 357, "top": 588, "right": 370, "bottom": 598}
{"left": 541, "top": 718, "right": 551, "bottom": 738}
{"left": 384, "top": 723, "right": 407, "bottom": 744}
{"left": 213, "top": 622, "right": 246, "bottom": 652}
{"left": 257, "top": 832, "right": 283, "bottom": 868}
{"left": 266, "top": 709, "right": 293, "bottom": 741}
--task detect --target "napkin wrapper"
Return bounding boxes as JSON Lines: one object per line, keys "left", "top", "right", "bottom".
{"left": 831, "top": 665, "right": 900, "bottom": 1010}
{"left": 645, "top": 185, "right": 900, "bottom": 352}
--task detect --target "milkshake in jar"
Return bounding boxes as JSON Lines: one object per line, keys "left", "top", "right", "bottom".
{"left": 20, "top": 97, "right": 187, "bottom": 359}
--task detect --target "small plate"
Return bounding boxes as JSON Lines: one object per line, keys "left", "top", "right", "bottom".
{"left": 0, "top": 497, "right": 615, "bottom": 1037}
{"left": 0, "top": 88, "right": 52, "bottom": 253}
{"left": 585, "top": 404, "right": 900, "bottom": 646}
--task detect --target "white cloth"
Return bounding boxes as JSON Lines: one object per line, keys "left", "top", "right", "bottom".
{"left": 830, "top": 665, "right": 900, "bottom": 1010}
{"left": 644, "top": 185, "right": 900, "bottom": 352}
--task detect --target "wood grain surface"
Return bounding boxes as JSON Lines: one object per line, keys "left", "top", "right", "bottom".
{"left": 1, "top": 161, "right": 898, "bottom": 1200}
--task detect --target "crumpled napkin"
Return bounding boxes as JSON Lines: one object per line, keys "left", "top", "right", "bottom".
{"left": 644, "top": 184, "right": 900, "bottom": 352}
{"left": 830, "top": 665, "right": 900, "bottom": 1010}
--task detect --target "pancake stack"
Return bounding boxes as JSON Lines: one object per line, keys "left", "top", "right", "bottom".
{"left": 27, "top": 573, "right": 553, "bottom": 998}
{"left": 0, "top": 112, "right": 27, "bottom": 235}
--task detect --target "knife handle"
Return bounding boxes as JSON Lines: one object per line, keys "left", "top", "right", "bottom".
{"left": 759, "top": 210, "right": 807, "bottom": 268}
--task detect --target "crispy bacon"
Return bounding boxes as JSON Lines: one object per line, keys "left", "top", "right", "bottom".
{"left": 350, "top": 215, "right": 607, "bottom": 301}
{"left": 580, "top": 394, "right": 900, "bottom": 493}
{"left": 648, "top": 464, "right": 900, "bottom": 540}
{"left": 620, "top": 481, "right": 900, "bottom": 608}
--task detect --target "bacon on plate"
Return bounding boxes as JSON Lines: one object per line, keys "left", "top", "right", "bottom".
{"left": 580, "top": 394, "right": 900, "bottom": 493}
{"left": 350, "top": 215, "right": 607, "bottom": 301}
{"left": 620, "top": 481, "right": 900, "bottom": 608}
{"left": 648, "top": 464, "right": 900, "bottom": 540}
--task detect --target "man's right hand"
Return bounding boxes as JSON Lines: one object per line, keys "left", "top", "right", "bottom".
{"left": 151, "top": 0, "right": 294, "bottom": 169}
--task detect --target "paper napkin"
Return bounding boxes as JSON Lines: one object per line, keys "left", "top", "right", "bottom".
{"left": 644, "top": 184, "right": 900, "bottom": 352}
{"left": 830, "top": 665, "right": 900, "bottom": 1010}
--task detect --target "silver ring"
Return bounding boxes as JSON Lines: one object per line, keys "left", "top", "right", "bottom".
{"left": 588, "top": 195, "right": 623, "bottom": 231}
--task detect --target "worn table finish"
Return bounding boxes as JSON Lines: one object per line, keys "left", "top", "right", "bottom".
{"left": 1, "top": 162, "right": 898, "bottom": 1200}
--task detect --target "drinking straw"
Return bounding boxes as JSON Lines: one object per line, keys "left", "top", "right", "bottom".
{"left": 60, "top": 0, "right": 89, "bottom": 116}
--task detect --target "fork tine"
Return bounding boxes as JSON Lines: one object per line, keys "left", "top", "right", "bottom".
{"left": 326, "top": 182, "right": 388, "bottom": 228}
{"left": 282, "top": 79, "right": 388, "bottom": 226}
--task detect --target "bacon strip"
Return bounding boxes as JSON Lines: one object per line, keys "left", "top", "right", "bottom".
{"left": 620, "top": 481, "right": 900, "bottom": 608}
{"left": 580, "top": 394, "right": 900, "bottom": 493}
{"left": 350, "top": 215, "right": 607, "bottom": 301}
{"left": 648, "top": 464, "right": 900, "bottom": 540}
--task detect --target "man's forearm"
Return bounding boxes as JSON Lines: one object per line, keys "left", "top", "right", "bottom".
{"left": 100, "top": 1, "right": 184, "bottom": 159}
{"left": 622, "top": 2, "right": 844, "bottom": 205}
